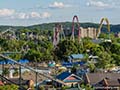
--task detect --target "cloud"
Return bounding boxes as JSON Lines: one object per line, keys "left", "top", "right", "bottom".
{"left": 0, "top": 8, "right": 51, "bottom": 19}
{"left": 0, "top": 9, "right": 15, "bottom": 17}
{"left": 18, "top": 13, "right": 29, "bottom": 19}
{"left": 16, "top": 12, "right": 51, "bottom": 19}
{"left": 30, "top": 12, "right": 40, "bottom": 18}
{"left": 41, "top": 12, "right": 51, "bottom": 18}
{"left": 86, "top": 0, "right": 110, "bottom": 8}
{"left": 30, "top": 12, "right": 51, "bottom": 19}
{"left": 49, "top": 2, "right": 70, "bottom": 9}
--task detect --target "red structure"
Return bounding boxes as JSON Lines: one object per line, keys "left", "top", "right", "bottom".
{"left": 53, "top": 15, "right": 81, "bottom": 47}
{"left": 71, "top": 15, "right": 81, "bottom": 42}
{"left": 53, "top": 24, "right": 62, "bottom": 46}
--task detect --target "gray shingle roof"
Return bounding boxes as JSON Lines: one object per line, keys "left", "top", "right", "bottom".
{"left": 84, "top": 73, "right": 120, "bottom": 86}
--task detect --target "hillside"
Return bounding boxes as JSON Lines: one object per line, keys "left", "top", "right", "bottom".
{"left": 0, "top": 22, "right": 120, "bottom": 33}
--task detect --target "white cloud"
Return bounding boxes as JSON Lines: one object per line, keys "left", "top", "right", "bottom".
{"left": 86, "top": 0, "right": 110, "bottom": 8}
{"left": 16, "top": 12, "right": 51, "bottom": 19}
{"left": 18, "top": 13, "right": 29, "bottom": 19}
{"left": 0, "top": 9, "right": 15, "bottom": 17}
{"left": 0, "top": 8, "right": 51, "bottom": 19}
{"left": 30, "top": 12, "right": 40, "bottom": 18}
{"left": 49, "top": 2, "right": 70, "bottom": 9}
{"left": 30, "top": 12, "right": 51, "bottom": 19}
{"left": 41, "top": 12, "right": 51, "bottom": 18}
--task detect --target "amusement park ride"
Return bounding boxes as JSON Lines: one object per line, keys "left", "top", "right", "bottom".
{"left": 0, "top": 15, "right": 111, "bottom": 47}
{"left": 0, "top": 28, "right": 16, "bottom": 39}
{"left": 96, "top": 17, "right": 110, "bottom": 39}
{"left": 53, "top": 15, "right": 81, "bottom": 47}
{"left": 71, "top": 15, "right": 81, "bottom": 42}
{"left": 0, "top": 15, "right": 111, "bottom": 89}
{"left": 53, "top": 15, "right": 111, "bottom": 46}
{"left": 53, "top": 24, "right": 65, "bottom": 46}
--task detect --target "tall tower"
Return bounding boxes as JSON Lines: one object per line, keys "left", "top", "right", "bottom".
{"left": 71, "top": 15, "right": 81, "bottom": 42}
{"left": 53, "top": 23, "right": 65, "bottom": 47}
{"left": 96, "top": 18, "right": 110, "bottom": 39}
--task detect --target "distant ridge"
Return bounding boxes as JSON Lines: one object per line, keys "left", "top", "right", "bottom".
{"left": 0, "top": 22, "right": 120, "bottom": 33}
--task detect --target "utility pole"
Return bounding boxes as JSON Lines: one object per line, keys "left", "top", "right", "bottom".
{"left": 19, "top": 65, "right": 22, "bottom": 90}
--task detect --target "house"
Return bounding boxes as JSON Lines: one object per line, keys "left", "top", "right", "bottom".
{"left": 62, "top": 54, "right": 85, "bottom": 67}
{"left": 84, "top": 73, "right": 120, "bottom": 90}
{"left": 68, "top": 54, "right": 84, "bottom": 62}
{"left": 56, "top": 71, "right": 82, "bottom": 87}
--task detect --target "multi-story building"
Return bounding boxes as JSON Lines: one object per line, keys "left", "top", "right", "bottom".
{"left": 63, "top": 27, "right": 97, "bottom": 39}
{"left": 80, "top": 27, "right": 97, "bottom": 39}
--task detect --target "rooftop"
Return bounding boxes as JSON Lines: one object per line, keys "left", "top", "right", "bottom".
{"left": 84, "top": 73, "right": 120, "bottom": 86}
{"left": 56, "top": 71, "right": 71, "bottom": 80}
{"left": 70, "top": 54, "right": 84, "bottom": 59}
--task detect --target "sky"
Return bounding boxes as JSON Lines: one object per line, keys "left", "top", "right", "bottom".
{"left": 0, "top": 0, "right": 120, "bottom": 26}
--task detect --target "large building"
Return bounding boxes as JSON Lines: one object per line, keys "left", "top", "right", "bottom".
{"left": 63, "top": 27, "right": 97, "bottom": 39}
{"left": 80, "top": 27, "right": 97, "bottom": 39}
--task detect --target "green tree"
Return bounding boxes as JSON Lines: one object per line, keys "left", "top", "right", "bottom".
{"left": 87, "top": 62, "right": 95, "bottom": 72}
{"left": 0, "top": 84, "right": 19, "bottom": 90}
{"left": 54, "top": 39, "right": 80, "bottom": 61}
{"left": 2, "top": 68, "right": 9, "bottom": 77}
{"left": 112, "top": 54, "right": 120, "bottom": 66}
{"left": 80, "top": 84, "right": 94, "bottom": 90}
{"left": 100, "top": 42, "right": 112, "bottom": 53}
{"left": 96, "top": 52, "right": 114, "bottom": 69}
{"left": 24, "top": 49, "right": 42, "bottom": 62}
{"left": 90, "top": 44, "right": 104, "bottom": 56}
{"left": 110, "top": 43, "right": 120, "bottom": 55}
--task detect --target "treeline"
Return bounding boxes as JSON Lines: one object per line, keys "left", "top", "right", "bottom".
{"left": 0, "top": 36, "right": 120, "bottom": 70}
{"left": 0, "top": 22, "right": 120, "bottom": 33}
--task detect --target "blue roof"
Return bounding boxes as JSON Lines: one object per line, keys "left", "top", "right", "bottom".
{"left": 70, "top": 54, "right": 84, "bottom": 59}
{"left": 18, "top": 59, "right": 29, "bottom": 64}
{"left": 56, "top": 71, "right": 72, "bottom": 80}
{"left": 78, "top": 61, "right": 85, "bottom": 65}
{"left": 6, "top": 60, "right": 15, "bottom": 64}
{"left": 62, "top": 61, "right": 85, "bottom": 67}
{"left": 0, "top": 60, "right": 6, "bottom": 64}
{"left": 0, "top": 60, "right": 15, "bottom": 64}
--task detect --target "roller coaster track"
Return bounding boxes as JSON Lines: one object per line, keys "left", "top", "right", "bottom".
{"left": 53, "top": 23, "right": 65, "bottom": 46}
{"left": 96, "top": 18, "right": 110, "bottom": 39}
{"left": 0, "top": 54, "right": 67, "bottom": 86}
{"left": 0, "top": 28, "right": 16, "bottom": 39}
{"left": 0, "top": 74, "right": 17, "bottom": 85}
{"left": 71, "top": 15, "right": 81, "bottom": 42}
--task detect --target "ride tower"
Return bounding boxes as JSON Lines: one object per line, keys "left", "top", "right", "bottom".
{"left": 53, "top": 23, "right": 65, "bottom": 47}
{"left": 96, "top": 18, "right": 110, "bottom": 40}
{"left": 70, "top": 15, "right": 81, "bottom": 42}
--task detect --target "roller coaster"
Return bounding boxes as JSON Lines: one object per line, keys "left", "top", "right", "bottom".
{"left": 0, "top": 54, "right": 67, "bottom": 88}
{"left": 0, "top": 28, "right": 16, "bottom": 39}
{"left": 71, "top": 15, "right": 81, "bottom": 42}
{"left": 0, "top": 15, "right": 112, "bottom": 90}
{"left": 53, "top": 16, "right": 111, "bottom": 46}
{"left": 96, "top": 17, "right": 110, "bottom": 39}
{"left": 53, "top": 15, "right": 81, "bottom": 46}
{"left": 53, "top": 23, "right": 65, "bottom": 46}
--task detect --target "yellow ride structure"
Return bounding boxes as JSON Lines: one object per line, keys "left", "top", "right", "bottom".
{"left": 96, "top": 18, "right": 110, "bottom": 39}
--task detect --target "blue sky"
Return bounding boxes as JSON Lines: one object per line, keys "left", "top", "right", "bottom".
{"left": 0, "top": 0, "right": 120, "bottom": 26}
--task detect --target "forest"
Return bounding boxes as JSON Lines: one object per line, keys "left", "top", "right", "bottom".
{"left": 0, "top": 22, "right": 120, "bottom": 33}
